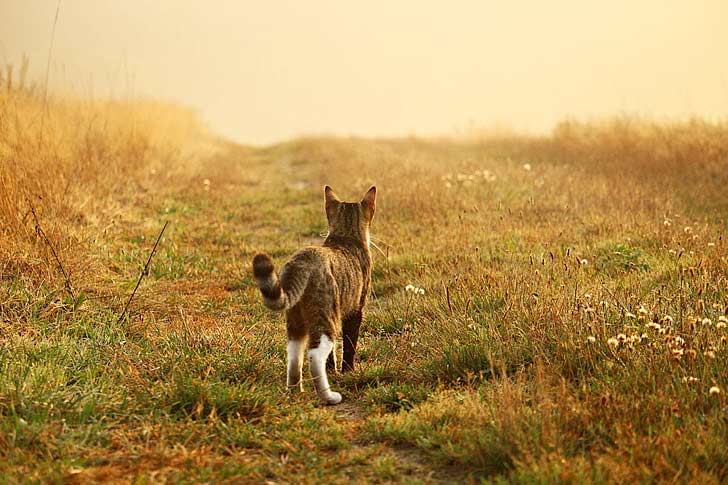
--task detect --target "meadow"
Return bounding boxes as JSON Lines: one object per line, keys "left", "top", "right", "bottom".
{"left": 2, "top": 80, "right": 728, "bottom": 483}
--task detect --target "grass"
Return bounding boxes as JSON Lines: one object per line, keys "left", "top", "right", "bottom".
{"left": 2, "top": 77, "right": 728, "bottom": 482}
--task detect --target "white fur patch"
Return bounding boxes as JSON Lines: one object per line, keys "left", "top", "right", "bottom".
{"left": 287, "top": 339, "right": 305, "bottom": 391}
{"left": 308, "top": 335, "right": 342, "bottom": 405}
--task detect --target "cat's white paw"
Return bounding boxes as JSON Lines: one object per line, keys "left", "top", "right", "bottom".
{"left": 324, "top": 392, "right": 342, "bottom": 405}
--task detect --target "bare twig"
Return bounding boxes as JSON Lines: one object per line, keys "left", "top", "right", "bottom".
{"left": 39, "top": 0, "right": 62, "bottom": 142}
{"left": 117, "top": 221, "right": 169, "bottom": 324}
{"left": 30, "top": 206, "right": 74, "bottom": 298}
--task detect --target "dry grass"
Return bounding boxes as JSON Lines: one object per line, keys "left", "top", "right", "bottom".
{"left": 1, "top": 79, "right": 728, "bottom": 482}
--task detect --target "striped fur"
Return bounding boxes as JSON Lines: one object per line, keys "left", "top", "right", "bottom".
{"left": 252, "top": 253, "right": 312, "bottom": 311}
{"left": 251, "top": 185, "right": 376, "bottom": 405}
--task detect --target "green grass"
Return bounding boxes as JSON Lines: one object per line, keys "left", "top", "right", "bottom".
{"left": 2, "top": 121, "right": 728, "bottom": 482}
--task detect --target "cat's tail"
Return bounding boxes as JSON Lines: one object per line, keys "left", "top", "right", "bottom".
{"left": 252, "top": 253, "right": 309, "bottom": 311}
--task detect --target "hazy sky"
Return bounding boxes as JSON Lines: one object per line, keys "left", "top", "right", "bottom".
{"left": 2, "top": 1, "right": 727, "bottom": 144}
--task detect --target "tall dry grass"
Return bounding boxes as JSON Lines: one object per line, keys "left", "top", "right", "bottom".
{"left": 0, "top": 74, "right": 212, "bottom": 289}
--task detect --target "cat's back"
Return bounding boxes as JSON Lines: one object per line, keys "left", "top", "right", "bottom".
{"left": 281, "top": 244, "right": 361, "bottom": 279}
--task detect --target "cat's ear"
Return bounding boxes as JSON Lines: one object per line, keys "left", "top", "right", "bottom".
{"left": 360, "top": 186, "right": 376, "bottom": 219}
{"left": 325, "top": 185, "right": 340, "bottom": 219}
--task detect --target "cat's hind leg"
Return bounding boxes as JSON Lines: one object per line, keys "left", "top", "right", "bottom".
{"left": 308, "top": 332, "right": 342, "bottom": 405}
{"left": 326, "top": 338, "right": 338, "bottom": 373}
{"left": 286, "top": 311, "right": 307, "bottom": 392}
{"left": 342, "top": 311, "right": 362, "bottom": 372}
{"left": 287, "top": 338, "right": 306, "bottom": 391}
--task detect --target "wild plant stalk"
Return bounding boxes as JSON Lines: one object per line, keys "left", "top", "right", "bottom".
{"left": 116, "top": 220, "right": 169, "bottom": 324}
{"left": 29, "top": 205, "right": 74, "bottom": 298}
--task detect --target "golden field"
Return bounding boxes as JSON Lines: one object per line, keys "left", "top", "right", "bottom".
{"left": 2, "top": 80, "right": 728, "bottom": 483}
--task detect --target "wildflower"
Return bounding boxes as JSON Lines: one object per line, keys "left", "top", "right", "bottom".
{"left": 405, "top": 285, "right": 425, "bottom": 295}
{"left": 719, "top": 316, "right": 728, "bottom": 323}
{"left": 672, "top": 348, "right": 684, "bottom": 357}
{"left": 674, "top": 336, "right": 685, "bottom": 346}
{"left": 579, "top": 259, "right": 588, "bottom": 265}
{"left": 625, "top": 312, "right": 636, "bottom": 319}
{"left": 684, "top": 226, "right": 693, "bottom": 234}
{"left": 523, "top": 163, "right": 532, "bottom": 171}
{"left": 203, "top": 179, "right": 211, "bottom": 191}
{"left": 583, "top": 293, "right": 592, "bottom": 300}
{"left": 586, "top": 336, "right": 596, "bottom": 343}
{"left": 702, "top": 318, "right": 713, "bottom": 326}
{"left": 607, "top": 338, "right": 619, "bottom": 349}
{"left": 708, "top": 242, "right": 716, "bottom": 247}
{"left": 617, "top": 333, "right": 627, "bottom": 343}
{"left": 704, "top": 350, "right": 716, "bottom": 359}
{"left": 718, "top": 321, "right": 727, "bottom": 330}
{"left": 663, "top": 219, "right": 672, "bottom": 227}
{"left": 710, "top": 386, "right": 721, "bottom": 396}
{"left": 661, "top": 315, "right": 674, "bottom": 324}
{"left": 681, "top": 376, "right": 698, "bottom": 384}
{"left": 646, "top": 322, "right": 661, "bottom": 331}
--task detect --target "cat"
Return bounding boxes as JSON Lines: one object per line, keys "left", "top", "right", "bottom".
{"left": 252, "top": 185, "right": 376, "bottom": 405}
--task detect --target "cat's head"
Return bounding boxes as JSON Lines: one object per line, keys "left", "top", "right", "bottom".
{"left": 324, "top": 185, "right": 376, "bottom": 243}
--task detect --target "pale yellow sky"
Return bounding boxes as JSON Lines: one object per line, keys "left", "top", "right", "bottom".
{"left": 2, "top": 1, "right": 727, "bottom": 144}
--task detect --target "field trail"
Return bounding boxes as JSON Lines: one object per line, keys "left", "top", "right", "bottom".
{"left": 4, "top": 111, "right": 728, "bottom": 482}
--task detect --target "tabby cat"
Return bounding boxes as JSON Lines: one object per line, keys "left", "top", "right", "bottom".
{"left": 252, "top": 186, "right": 376, "bottom": 405}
